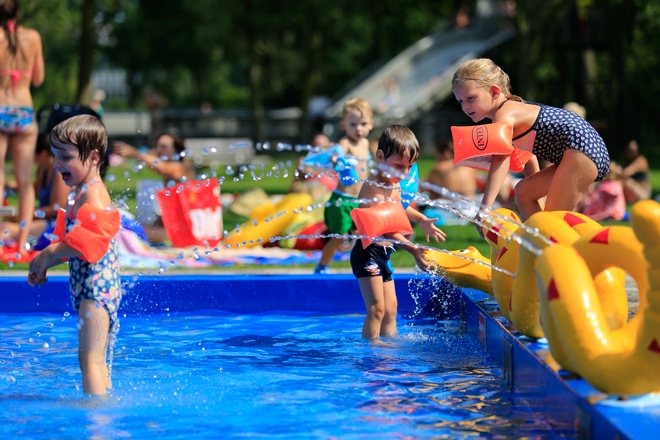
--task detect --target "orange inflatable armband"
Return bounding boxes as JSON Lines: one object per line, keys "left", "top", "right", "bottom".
{"left": 350, "top": 201, "right": 413, "bottom": 248}
{"left": 62, "top": 204, "right": 121, "bottom": 263}
{"left": 451, "top": 121, "right": 533, "bottom": 173}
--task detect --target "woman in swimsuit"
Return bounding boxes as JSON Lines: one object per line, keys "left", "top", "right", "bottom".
{"left": 452, "top": 58, "right": 610, "bottom": 223}
{"left": 0, "top": 0, "right": 45, "bottom": 253}
{"left": 113, "top": 132, "right": 195, "bottom": 243}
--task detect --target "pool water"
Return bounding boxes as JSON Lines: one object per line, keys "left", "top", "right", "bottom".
{"left": 0, "top": 312, "right": 559, "bottom": 439}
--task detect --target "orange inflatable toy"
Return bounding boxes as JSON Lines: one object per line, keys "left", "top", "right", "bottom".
{"left": 451, "top": 121, "right": 533, "bottom": 173}
{"left": 350, "top": 201, "right": 413, "bottom": 248}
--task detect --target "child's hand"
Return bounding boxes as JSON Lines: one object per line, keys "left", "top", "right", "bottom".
{"left": 27, "top": 271, "right": 47, "bottom": 287}
{"left": 474, "top": 210, "right": 487, "bottom": 239}
{"left": 27, "top": 249, "right": 53, "bottom": 287}
{"left": 419, "top": 217, "right": 446, "bottom": 243}
{"left": 412, "top": 247, "right": 431, "bottom": 272}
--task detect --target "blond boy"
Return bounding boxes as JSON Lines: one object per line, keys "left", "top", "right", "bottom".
{"left": 315, "top": 98, "right": 373, "bottom": 274}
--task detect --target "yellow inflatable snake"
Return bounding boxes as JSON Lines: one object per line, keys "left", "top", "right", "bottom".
{"left": 536, "top": 200, "right": 660, "bottom": 396}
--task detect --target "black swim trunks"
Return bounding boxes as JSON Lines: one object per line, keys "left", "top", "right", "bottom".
{"left": 350, "top": 240, "right": 395, "bottom": 282}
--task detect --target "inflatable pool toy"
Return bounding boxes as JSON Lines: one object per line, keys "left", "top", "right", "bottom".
{"left": 157, "top": 179, "right": 223, "bottom": 248}
{"left": 423, "top": 246, "right": 494, "bottom": 296}
{"left": 303, "top": 145, "right": 344, "bottom": 170}
{"left": 507, "top": 211, "right": 625, "bottom": 339}
{"left": 278, "top": 206, "right": 326, "bottom": 250}
{"left": 451, "top": 121, "right": 533, "bottom": 173}
{"left": 350, "top": 201, "right": 413, "bottom": 248}
{"left": 400, "top": 163, "right": 419, "bottom": 209}
{"left": 335, "top": 156, "right": 359, "bottom": 186}
{"left": 224, "top": 193, "right": 313, "bottom": 249}
{"left": 536, "top": 200, "right": 660, "bottom": 395}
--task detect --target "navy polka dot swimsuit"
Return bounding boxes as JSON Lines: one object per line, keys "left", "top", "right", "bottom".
{"left": 512, "top": 102, "right": 610, "bottom": 181}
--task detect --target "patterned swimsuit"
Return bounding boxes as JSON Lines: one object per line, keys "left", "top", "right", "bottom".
{"left": 63, "top": 184, "right": 122, "bottom": 335}
{"left": 511, "top": 102, "right": 610, "bottom": 181}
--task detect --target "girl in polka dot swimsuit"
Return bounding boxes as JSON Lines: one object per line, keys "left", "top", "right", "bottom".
{"left": 28, "top": 115, "right": 121, "bottom": 395}
{"left": 452, "top": 58, "right": 610, "bottom": 222}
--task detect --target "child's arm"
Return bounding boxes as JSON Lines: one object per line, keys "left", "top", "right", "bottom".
{"left": 28, "top": 242, "right": 81, "bottom": 286}
{"left": 405, "top": 205, "right": 446, "bottom": 243}
{"left": 474, "top": 155, "right": 511, "bottom": 238}
{"left": 386, "top": 231, "right": 431, "bottom": 272}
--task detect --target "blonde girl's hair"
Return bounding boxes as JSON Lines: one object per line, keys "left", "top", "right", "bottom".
{"left": 452, "top": 58, "right": 523, "bottom": 102}
{"left": 342, "top": 98, "right": 373, "bottom": 121}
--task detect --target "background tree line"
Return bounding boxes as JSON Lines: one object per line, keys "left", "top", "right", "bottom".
{"left": 21, "top": 0, "right": 660, "bottom": 158}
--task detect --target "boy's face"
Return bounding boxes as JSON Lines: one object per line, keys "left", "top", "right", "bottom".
{"left": 51, "top": 139, "right": 99, "bottom": 187}
{"left": 377, "top": 150, "right": 413, "bottom": 184}
{"left": 340, "top": 111, "right": 373, "bottom": 143}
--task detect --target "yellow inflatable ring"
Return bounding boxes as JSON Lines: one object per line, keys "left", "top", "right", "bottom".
{"left": 535, "top": 200, "right": 660, "bottom": 395}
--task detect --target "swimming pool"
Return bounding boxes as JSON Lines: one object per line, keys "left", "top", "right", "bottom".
{"left": 0, "top": 273, "right": 654, "bottom": 439}
{"left": 0, "top": 274, "right": 564, "bottom": 439}
{"left": 0, "top": 311, "right": 556, "bottom": 439}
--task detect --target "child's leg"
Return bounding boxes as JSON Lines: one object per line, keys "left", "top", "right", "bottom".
{"left": 78, "top": 299, "right": 110, "bottom": 395}
{"left": 514, "top": 165, "right": 556, "bottom": 221}
{"left": 319, "top": 237, "right": 344, "bottom": 267}
{"left": 380, "top": 280, "right": 398, "bottom": 337}
{"left": 545, "top": 149, "right": 599, "bottom": 214}
{"left": 358, "top": 276, "right": 386, "bottom": 339}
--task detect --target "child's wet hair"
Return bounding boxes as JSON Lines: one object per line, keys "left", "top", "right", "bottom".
{"left": 50, "top": 114, "right": 108, "bottom": 171}
{"left": 378, "top": 125, "right": 419, "bottom": 163}
{"left": 452, "top": 58, "right": 522, "bottom": 101}
{"left": 342, "top": 98, "right": 373, "bottom": 121}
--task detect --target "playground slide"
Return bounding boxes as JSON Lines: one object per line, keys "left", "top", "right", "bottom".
{"left": 325, "top": 0, "right": 515, "bottom": 125}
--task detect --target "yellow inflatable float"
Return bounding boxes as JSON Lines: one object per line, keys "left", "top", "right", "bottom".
{"left": 423, "top": 246, "right": 494, "bottom": 297}
{"left": 224, "top": 193, "right": 312, "bottom": 249}
{"left": 536, "top": 200, "right": 660, "bottom": 396}
{"left": 423, "top": 209, "right": 627, "bottom": 340}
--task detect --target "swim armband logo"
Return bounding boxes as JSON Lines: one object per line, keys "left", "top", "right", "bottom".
{"left": 451, "top": 121, "right": 533, "bottom": 173}
{"left": 350, "top": 201, "right": 413, "bottom": 248}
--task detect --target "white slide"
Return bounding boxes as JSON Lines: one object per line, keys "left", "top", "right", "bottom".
{"left": 325, "top": 0, "right": 515, "bottom": 125}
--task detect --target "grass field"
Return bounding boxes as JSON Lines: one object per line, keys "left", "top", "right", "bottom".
{"left": 2, "top": 153, "right": 655, "bottom": 272}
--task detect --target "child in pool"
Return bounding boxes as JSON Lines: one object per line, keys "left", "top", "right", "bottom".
{"left": 315, "top": 98, "right": 374, "bottom": 274}
{"left": 28, "top": 115, "right": 121, "bottom": 395}
{"left": 452, "top": 58, "right": 610, "bottom": 222}
{"left": 352, "top": 125, "right": 445, "bottom": 339}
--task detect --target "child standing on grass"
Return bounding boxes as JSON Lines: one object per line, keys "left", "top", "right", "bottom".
{"left": 315, "top": 98, "right": 374, "bottom": 274}
{"left": 452, "top": 58, "right": 610, "bottom": 222}
{"left": 28, "top": 115, "right": 121, "bottom": 395}
{"left": 352, "top": 125, "right": 445, "bottom": 339}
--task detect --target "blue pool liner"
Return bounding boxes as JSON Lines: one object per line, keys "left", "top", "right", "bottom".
{"left": 0, "top": 274, "right": 657, "bottom": 439}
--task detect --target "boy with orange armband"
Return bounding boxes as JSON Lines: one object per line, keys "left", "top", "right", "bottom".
{"left": 350, "top": 125, "right": 445, "bottom": 339}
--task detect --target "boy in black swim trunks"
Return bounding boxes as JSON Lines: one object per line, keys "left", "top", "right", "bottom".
{"left": 351, "top": 125, "right": 445, "bottom": 339}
